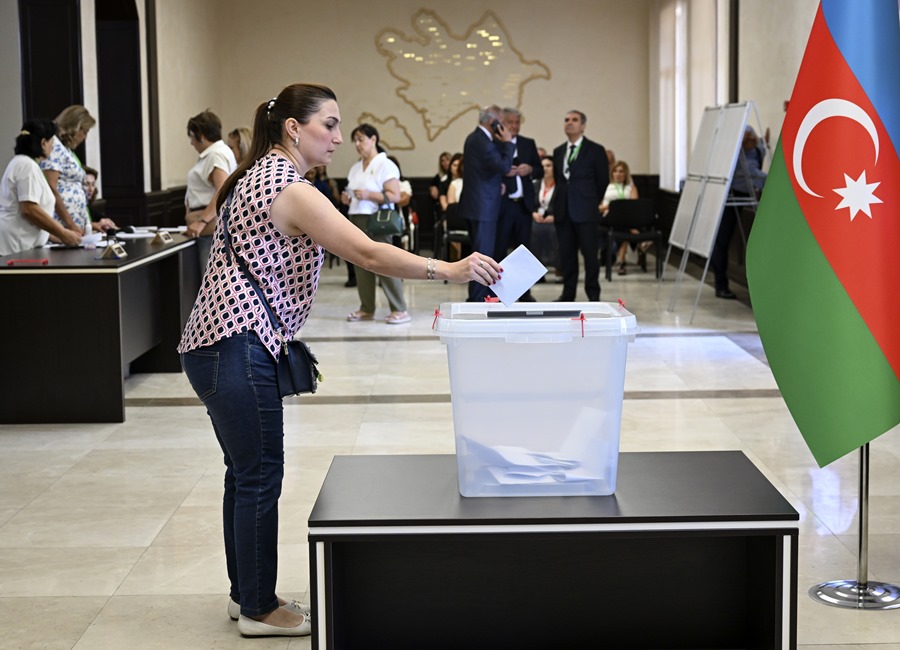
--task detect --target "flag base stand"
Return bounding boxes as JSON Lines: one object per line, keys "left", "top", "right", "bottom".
{"left": 809, "top": 580, "right": 900, "bottom": 610}
{"left": 809, "top": 444, "right": 900, "bottom": 610}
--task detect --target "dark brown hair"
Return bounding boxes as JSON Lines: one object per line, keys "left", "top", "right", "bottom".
{"left": 187, "top": 110, "right": 222, "bottom": 143}
{"left": 217, "top": 84, "right": 337, "bottom": 211}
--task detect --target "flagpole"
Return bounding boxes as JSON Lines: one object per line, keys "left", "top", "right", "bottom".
{"left": 809, "top": 444, "right": 900, "bottom": 609}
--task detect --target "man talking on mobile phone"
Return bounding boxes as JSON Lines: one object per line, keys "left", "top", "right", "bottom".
{"left": 458, "top": 104, "right": 514, "bottom": 302}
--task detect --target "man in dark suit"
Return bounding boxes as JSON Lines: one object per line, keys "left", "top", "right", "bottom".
{"left": 552, "top": 110, "right": 609, "bottom": 301}
{"left": 458, "top": 104, "right": 514, "bottom": 302}
{"left": 496, "top": 107, "right": 542, "bottom": 301}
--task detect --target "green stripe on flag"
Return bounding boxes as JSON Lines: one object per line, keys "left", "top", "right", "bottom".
{"left": 747, "top": 143, "right": 900, "bottom": 467}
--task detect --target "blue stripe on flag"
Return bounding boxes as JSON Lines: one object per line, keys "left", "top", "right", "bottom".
{"left": 822, "top": 0, "right": 900, "bottom": 152}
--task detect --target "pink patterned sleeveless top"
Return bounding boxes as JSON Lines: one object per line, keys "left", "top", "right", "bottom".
{"left": 178, "top": 152, "right": 325, "bottom": 359}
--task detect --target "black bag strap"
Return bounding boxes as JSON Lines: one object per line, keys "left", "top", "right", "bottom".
{"left": 220, "top": 190, "right": 288, "bottom": 343}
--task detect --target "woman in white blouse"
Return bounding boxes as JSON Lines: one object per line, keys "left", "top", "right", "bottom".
{"left": 184, "top": 111, "right": 238, "bottom": 269}
{"left": 340, "top": 124, "right": 409, "bottom": 324}
{"left": 0, "top": 119, "right": 81, "bottom": 256}
{"left": 600, "top": 160, "right": 641, "bottom": 275}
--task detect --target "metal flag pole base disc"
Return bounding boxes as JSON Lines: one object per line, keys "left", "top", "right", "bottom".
{"left": 809, "top": 580, "right": 900, "bottom": 609}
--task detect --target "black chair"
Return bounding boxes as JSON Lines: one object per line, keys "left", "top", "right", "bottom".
{"left": 600, "top": 198, "right": 663, "bottom": 281}
{"left": 441, "top": 203, "right": 470, "bottom": 263}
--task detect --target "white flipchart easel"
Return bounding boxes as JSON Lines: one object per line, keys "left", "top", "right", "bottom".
{"left": 659, "top": 102, "right": 761, "bottom": 321}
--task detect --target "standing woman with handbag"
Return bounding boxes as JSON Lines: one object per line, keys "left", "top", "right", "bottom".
{"left": 340, "top": 123, "right": 410, "bottom": 324}
{"left": 178, "top": 83, "right": 501, "bottom": 638}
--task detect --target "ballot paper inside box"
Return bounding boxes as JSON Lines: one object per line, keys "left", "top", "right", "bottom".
{"left": 433, "top": 301, "right": 638, "bottom": 497}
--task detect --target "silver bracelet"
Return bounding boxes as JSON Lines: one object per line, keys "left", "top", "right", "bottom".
{"left": 426, "top": 257, "right": 436, "bottom": 281}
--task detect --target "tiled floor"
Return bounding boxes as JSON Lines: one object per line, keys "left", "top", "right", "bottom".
{"left": 2, "top": 256, "right": 899, "bottom": 648}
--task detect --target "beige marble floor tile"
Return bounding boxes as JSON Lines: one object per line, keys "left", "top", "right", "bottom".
{"left": 835, "top": 534, "right": 900, "bottom": 585}
{"left": 124, "top": 371, "right": 196, "bottom": 399}
{"left": 115, "top": 544, "right": 230, "bottom": 596}
{"left": 0, "top": 505, "right": 174, "bottom": 548}
{"left": 0, "top": 595, "right": 108, "bottom": 650}
{"left": 353, "top": 418, "right": 457, "bottom": 455}
{"left": 150, "top": 505, "right": 220, "bottom": 547}
{"left": 0, "top": 547, "right": 144, "bottom": 596}
{"left": 0, "top": 508, "right": 17, "bottom": 526}
{"left": 28, "top": 473, "right": 199, "bottom": 510}
{"left": 0, "top": 448, "right": 90, "bottom": 477}
{"left": 97, "top": 408, "right": 219, "bottom": 450}
{"left": 73, "top": 594, "right": 291, "bottom": 650}
{"left": 0, "top": 424, "right": 117, "bottom": 450}
{"left": 117, "top": 543, "right": 308, "bottom": 598}
{"left": 178, "top": 471, "right": 226, "bottom": 508}
{"left": 0, "top": 474, "right": 58, "bottom": 509}
{"left": 64, "top": 447, "right": 218, "bottom": 478}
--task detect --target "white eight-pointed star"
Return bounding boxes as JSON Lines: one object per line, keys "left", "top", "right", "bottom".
{"left": 832, "top": 170, "right": 882, "bottom": 221}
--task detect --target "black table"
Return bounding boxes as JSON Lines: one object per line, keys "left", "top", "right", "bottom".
{"left": 0, "top": 237, "right": 199, "bottom": 423}
{"left": 308, "top": 452, "right": 799, "bottom": 649}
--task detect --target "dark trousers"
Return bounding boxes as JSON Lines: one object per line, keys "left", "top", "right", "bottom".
{"left": 710, "top": 203, "right": 740, "bottom": 292}
{"left": 555, "top": 218, "right": 601, "bottom": 301}
{"left": 496, "top": 198, "right": 533, "bottom": 260}
{"left": 467, "top": 218, "right": 498, "bottom": 302}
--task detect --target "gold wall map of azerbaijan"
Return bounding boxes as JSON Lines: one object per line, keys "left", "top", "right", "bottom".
{"left": 356, "top": 113, "right": 415, "bottom": 151}
{"left": 376, "top": 10, "right": 551, "bottom": 141}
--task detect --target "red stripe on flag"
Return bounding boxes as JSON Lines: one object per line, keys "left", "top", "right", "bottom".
{"left": 781, "top": 7, "right": 900, "bottom": 381}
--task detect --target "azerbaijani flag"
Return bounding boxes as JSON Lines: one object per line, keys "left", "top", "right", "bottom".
{"left": 746, "top": 0, "right": 900, "bottom": 467}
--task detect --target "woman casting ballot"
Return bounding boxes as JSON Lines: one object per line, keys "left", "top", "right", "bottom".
{"left": 178, "top": 83, "right": 501, "bottom": 638}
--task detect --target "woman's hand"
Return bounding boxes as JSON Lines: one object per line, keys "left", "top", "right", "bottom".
{"left": 95, "top": 218, "right": 118, "bottom": 232}
{"left": 186, "top": 220, "right": 206, "bottom": 239}
{"left": 444, "top": 253, "right": 502, "bottom": 286}
{"left": 56, "top": 228, "right": 82, "bottom": 247}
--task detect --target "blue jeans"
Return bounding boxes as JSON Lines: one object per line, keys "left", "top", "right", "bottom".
{"left": 181, "top": 330, "right": 283, "bottom": 618}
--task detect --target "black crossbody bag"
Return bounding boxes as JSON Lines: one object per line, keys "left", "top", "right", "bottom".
{"left": 221, "top": 191, "right": 321, "bottom": 396}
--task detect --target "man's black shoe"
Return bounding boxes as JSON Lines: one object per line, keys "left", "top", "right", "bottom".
{"left": 344, "top": 279, "right": 357, "bottom": 288}
{"left": 715, "top": 289, "right": 737, "bottom": 299}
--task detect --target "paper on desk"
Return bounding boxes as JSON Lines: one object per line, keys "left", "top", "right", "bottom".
{"left": 115, "top": 231, "right": 156, "bottom": 239}
{"left": 491, "top": 245, "right": 547, "bottom": 306}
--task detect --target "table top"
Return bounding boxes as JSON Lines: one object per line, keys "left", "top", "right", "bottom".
{"left": 308, "top": 452, "right": 799, "bottom": 531}
{"left": 0, "top": 236, "right": 193, "bottom": 273}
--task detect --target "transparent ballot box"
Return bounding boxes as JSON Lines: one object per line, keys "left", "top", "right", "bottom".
{"left": 434, "top": 302, "right": 638, "bottom": 497}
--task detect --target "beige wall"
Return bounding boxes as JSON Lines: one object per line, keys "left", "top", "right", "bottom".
{"left": 3, "top": 0, "right": 821, "bottom": 193}
{"left": 738, "top": 0, "right": 818, "bottom": 148}
{"left": 156, "top": 0, "right": 652, "bottom": 186}
{"left": 157, "top": 0, "right": 227, "bottom": 188}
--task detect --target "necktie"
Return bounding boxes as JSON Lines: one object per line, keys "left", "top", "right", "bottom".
{"left": 564, "top": 143, "right": 576, "bottom": 178}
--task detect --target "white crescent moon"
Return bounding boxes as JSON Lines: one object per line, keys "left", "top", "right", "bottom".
{"left": 793, "top": 98, "right": 879, "bottom": 197}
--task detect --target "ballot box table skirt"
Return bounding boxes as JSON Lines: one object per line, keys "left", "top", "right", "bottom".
{"left": 307, "top": 451, "right": 799, "bottom": 649}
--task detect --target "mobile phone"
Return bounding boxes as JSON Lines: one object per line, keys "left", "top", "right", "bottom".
{"left": 491, "top": 120, "right": 502, "bottom": 135}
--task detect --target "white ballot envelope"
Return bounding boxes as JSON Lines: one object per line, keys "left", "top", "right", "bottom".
{"left": 491, "top": 245, "right": 548, "bottom": 306}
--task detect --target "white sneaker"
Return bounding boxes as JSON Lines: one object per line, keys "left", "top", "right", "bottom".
{"left": 228, "top": 598, "right": 311, "bottom": 620}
